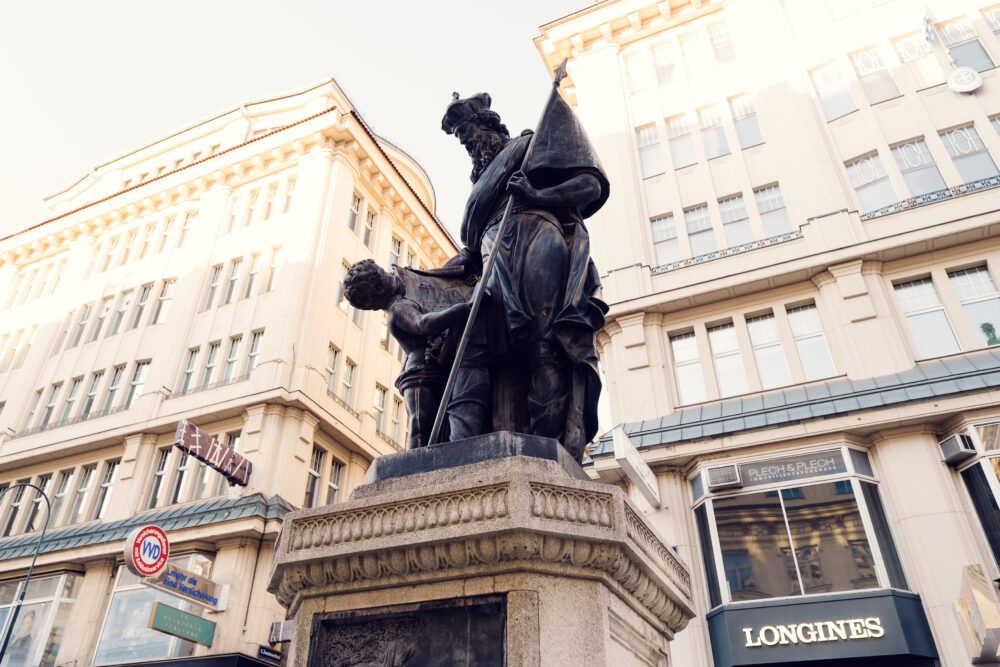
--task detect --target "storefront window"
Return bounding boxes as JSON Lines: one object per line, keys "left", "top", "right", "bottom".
{"left": 92, "top": 554, "right": 212, "bottom": 665}
{"left": 693, "top": 447, "right": 907, "bottom": 607}
{"left": 0, "top": 573, "right": 80, "bottom": 667}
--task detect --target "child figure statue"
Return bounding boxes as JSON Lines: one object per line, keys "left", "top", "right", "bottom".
{"left": 343, "top": 259, "right": 471, "bottom": 449}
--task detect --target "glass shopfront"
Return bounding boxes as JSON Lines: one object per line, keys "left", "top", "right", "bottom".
{"left": 92, "top": 553, "right": 213, "bottom": 665}
{"left": 0, "top": 572, "right": 80, "bottom": 667}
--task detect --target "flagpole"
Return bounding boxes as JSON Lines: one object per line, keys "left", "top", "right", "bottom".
{"left": 427, "top": 59, "right": 569, "bottom": 446}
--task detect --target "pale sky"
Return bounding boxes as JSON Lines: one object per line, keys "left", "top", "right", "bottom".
{"left": 0, "top": 0, "right": 586, "bottom": 240}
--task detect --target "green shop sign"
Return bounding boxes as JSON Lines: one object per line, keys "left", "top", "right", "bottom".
{"left": 148, "top": 601, "right": 216, "bottom": 647}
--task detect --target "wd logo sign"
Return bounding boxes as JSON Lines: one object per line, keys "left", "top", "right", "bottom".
{"left": 125, "top": 525, "right": 170, "bottom": 577}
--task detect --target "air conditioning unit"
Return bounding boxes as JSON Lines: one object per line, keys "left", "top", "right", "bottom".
{"left": 939, "top": 434, "right": 976, "bottom": 466}
{"left": 706, "top": 464, "right": 743, "bottom": 491}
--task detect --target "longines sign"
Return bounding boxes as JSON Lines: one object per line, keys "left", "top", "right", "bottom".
{"left": 174, "top": 420, "right": 252, "bottom": 486}
{"left": 742, "top": 617, "right": 884, "bottom": 647}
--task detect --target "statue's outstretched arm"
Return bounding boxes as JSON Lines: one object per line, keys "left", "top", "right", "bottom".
{"left": 394, "top": 300, "right": 471, "bottom": 337}
{"left": 507, "top": 172, "right": 601, "bottom": 209}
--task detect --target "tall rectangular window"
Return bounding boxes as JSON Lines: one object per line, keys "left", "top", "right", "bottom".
{"left": 708, "top": 322, "right": 748, "bottom": 397}
{"left": 170, "top": 454, "right": 190, "bottom": 504}
{"left": 810, "top": 62, "right": 856, "bottom": 121}
{"left": 699, "top": 105, "right": 730, "bottom": 159}
{"left": 849, "top": 47, "right": 899, "bottom": 104}
{"left": 40, "top": 383, "right": 63, "bottom": 427}
{"left": 80, "top": 371, "right": 104, "bottom": 418}
{"left": 204, "top": 265, "right": 222, "bottom": 310}
{"left": 650, "top": 214, "right": 679, "bottom": 266}
{"left": 666, "top": 116, "right": 696, "bottom": 169}
{"left": 214, "top": 432, "right": 242, "bottom": 495}
{"left": 124, "top": 361, "right": 149, "bottom": 408}
{"left": 23, "top": 389, "right": 42, "bottom": 429}
{"left": 201, "top": 342, "right": 220, "bottom": 388}
{"left": 102, "top": 365, "right": 125, "bottom": 413}
{"left": 109, "top": 290, "right": 132, "bottom": 336}
{"left": 245, "top": 330, "right": 263, "bottom": 375}
{"left": 226, "top": 196, "right": 241, "bottom": 234}
{"left": 709, "top": 21, "right": 735, "bottom": 62}
{"left": 243, "top": 253, "right": 261, "bottom": 299}
{"left": 223, "top": 336, "right": 242, "bottom": 381}
{"left": 177, "top": 210, "right": 197, "bottom": 247}
{"left": 147, "top": 448, "right": 170, "bottom": 509}
{"left": 746, "top": 313, "right": 791, "bottom": 390}
{"left": 684, "top": 205, "right": 716, "bottom": 257}
{"left": 150, "top": 280, "right": 174, "bottom": 324}
{"left": 846, "top": 152, "right": 896, "bottom": 213}
{"left": 940, "top": 125, "right": 1000, "bottom": 184}
{"left": 283, "top": 175, "right": 297, "bottom": 213}
{"left": 337, "top": 261, "right": 351, "bottom": 312}
{"left": 51, "top": 311, "right": 72, "bottom": 353}
{"left": 91, "top": 460, "right": 120, "bottom": 520}
{"left": 948, "top": 265, "right": 1000, "bottom": 347}
{"left": 729, "top": 95, "right": 763, "bottom": 149}
{"left": 244, "top": 189, "right": 259, "bottom": 227}
{"left": 985, "top": 6, "right": 1000, "bottom": 40}
{"left": 718, "top": 194, "right": 752, "bottom": 247}
{"left": 327, "top": 458, "right": 344, "bottom": 504}
{"left": 59, "top": 377, "right": 82, "bottom": 422}
{"left": 66, "top": 464, "right": 96, "bottom": 525}
{"left": 49, "top": 470, "right": 73, "bottom": 527}
{"left": 363, "top": 210, "right": 376, "bottom": 248}
{"left": 341, "top": 359, "right": 356, "bottom": 406}
{"left": 131, "top": 284, "right": 153, "bottom": 329}
{"left": 753, "top": 184, "right": 792, "bottom": 236}
{"left": 635, "top": 125, "right": 664, "bottom": 178}
{"left": 266, "top": 247, "right": 281, "bottom": 292}
{"left": 891, "top": 138, "right": 948, "bottom": 197}
{"left": 23, "top": 474, "right": 52, "bottom": 533}
{"left": 326, "top": 344, "right": 340, "bottom": 394}
{"left": 100, "top": 236, "right": 119, "bottom": 273}
{"left": 670, "top": 332, "right": 707, "bottom": 405}
{"left": 262, "top": 181, "right": 278, "bottom": 221}
{"left": 120, "top": 230, "right": 137, "bottom": 266}
{"left": 348, "top": 193, "right": 361, "bottom": 231}
{"left": 787, "top": 304, "right": 836, "bottom": 380}
{"left": 391, "top": 396, "right": 403, "bottom": 444}
{"left": 304, "top": 445, "right": 325, "bottom": 508}
{"left": 1, "top": 483, "right": 28, "bottom": 536}
{"left": 894, "top": 278, "right": 961, "bottom": 358}
{"left": 374, "top": 385, "right": 387, "bottom": 433}
{"left": 680, "top": 30, "right": 709, "bottom": 72}
{"left": 157, "top": 216, "right": 174, "bottom": 253}
{"left": 652, "top": 43, "right": 677, "bottom": 87}
{"left": 222, "top": 258, "right": 242, "bottom": 305}
{"left": 90, "top": 298, "right": 112, "bottom": 343}
{"left": 179, "top": 347, "right": 199, "bottom": 394}
{"left": 893, "top": 32, "right": 943, "bottom": 87}
{"left": 938, "top": 18, "right": 995, "bottom": 72}
{"left": 390, "top": 236, "right": 402, "bottom": 267}
{"left": 139, "top": 222, "right": 156, "bottom": 259}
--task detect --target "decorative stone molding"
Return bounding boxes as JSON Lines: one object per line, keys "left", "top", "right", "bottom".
{"left": 269, "top": 455, "right": 695, "bottom": 637}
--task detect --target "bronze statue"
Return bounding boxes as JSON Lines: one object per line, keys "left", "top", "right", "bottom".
{"left": 345, "top": 65, "right": 609, "bottom": 462}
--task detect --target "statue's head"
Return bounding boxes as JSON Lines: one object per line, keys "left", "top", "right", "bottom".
{"left": 442, "top": 92, "right": 510, "bottom": 183}
{"left": 344, "top": 259, "right": 396, "bottom": 311}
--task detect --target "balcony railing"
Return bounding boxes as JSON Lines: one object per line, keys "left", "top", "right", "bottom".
{"left": 860, "top": 175, "right": 1000, "bottom": 220}
{"left": 14, "top": 403, "right": 130, "bottom": 438}
{"left": 328, "top": 391, "right": 360, "bottom": 418}
{"left": 376, "top": 429, "right": 402, "bottom": 450}
{"left": 652, "top": 231, "right": 803, "bottom": 275}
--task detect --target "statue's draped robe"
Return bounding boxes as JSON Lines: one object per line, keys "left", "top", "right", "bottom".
{"left": 458, "top": 94, "right": 610, "bottom": 458}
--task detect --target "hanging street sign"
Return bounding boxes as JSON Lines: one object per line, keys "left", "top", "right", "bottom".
{"left": 148, "top": 601, "right": 216, "bottom": 647}
{"left": 124, "top": 525, "right": 170, "bottom": 577}
{"left": 174, "top": 420, "right": 252, "bottom": 486}
{"left": 143, "top": 563, "right": 229, "bottom": 612}
{"left": 612, "top": 427, "right": 661, "bottom": 508}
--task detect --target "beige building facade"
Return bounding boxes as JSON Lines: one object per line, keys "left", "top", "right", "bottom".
{"left": 538, "top": 0, "right": 1000, "bottom": 665}
{"left": 0, "top": 79, "right": 455, "bottom": 665}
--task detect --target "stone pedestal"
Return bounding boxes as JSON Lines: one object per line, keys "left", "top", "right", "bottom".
{"left": 268, "top": 433, "right": 695, "bottom": 666}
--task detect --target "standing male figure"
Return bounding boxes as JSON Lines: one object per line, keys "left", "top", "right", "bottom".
{"left": 440, "top": 89, "right": 610, "bottom": 461}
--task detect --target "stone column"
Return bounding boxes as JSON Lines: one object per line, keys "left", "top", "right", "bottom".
{"left": 55, "top": 557, "right": 116, "bottom": 665}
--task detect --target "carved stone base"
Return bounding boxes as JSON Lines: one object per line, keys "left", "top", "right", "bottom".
{"left": 267, "top": 434, "right": 695, "bottom": 666}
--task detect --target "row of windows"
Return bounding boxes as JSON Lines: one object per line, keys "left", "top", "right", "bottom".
{"left": 325, "top": 343, "right": 404, "bottom": 446}
{"left": 303, "top": 443, "right": 345, "bottom": 508}
{"left": 669, "top": 302, "right": 836, "bottom": 406}
{"left": 893, "top": 264, "right": 1000, "bottom": 358}
{"left": 201, "top": 247, "right": 280, "bottom": 311}
{"left": 224, "top": 174, "right": 297, "bottom": 234}
{"left": 0, "top": 326, "right": 37, "bottom": 374}
{"left": 0, "top": 458, "right": 121, "bottom": 538}
{"left": 635, "top": 94, "right": 763, "bottom": 178}
{"left": 624, "top": 19, "right": 736, "bottom": 96}
{"left": 649, "top": 183, "right": 792, "bottom": 265}
{"left": 847, "top": 122, "right": 1000, "bottom": 214}
{"left": 3, "top": 257, "right": 68, "bottom": 310}
{"left": 146, "top": 433, "right": 241, "bottom": 510}
{"left": 22, "top": 361, "right": 150, "bottom": 433}
{"left": 121, "top": 143, "right": 222, "bottom": 189}
{"left": 89, "top": 210, "right": 198, "bottom": 278}
{"left": 178, "top": 330, "right": 263, "bottom": 395}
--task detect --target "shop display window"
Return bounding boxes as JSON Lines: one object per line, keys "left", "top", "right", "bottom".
{"left": 956, "top": 422, "right": 1000, "bottom": 570}
{"left": 691, "top": 446, "right": 908, "bottom": 608}
{"left": 0, "top": 572, "right": 80, "bottom": 667}
{"left": 92, "top": 554, "right": 212, "bottom": 665}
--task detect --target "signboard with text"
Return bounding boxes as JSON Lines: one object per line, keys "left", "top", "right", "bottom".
{"left": 738, "top": 450, "right": 846, "bottom": 488}
{"left": 174, "top": 420, "right": 252, "bottom": 486}
{"left": 144, "top": 563, "right": 228, "bottom": 612}
{"left": 148, "top": 601, "right": 216, "bottom": 647}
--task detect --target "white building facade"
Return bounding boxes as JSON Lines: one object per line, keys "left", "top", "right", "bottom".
{"left": 0, "top": 79, "right": 455, "bottom": 666}
{"left": 538, "top": 0, "right": 1000, "bottom": 665}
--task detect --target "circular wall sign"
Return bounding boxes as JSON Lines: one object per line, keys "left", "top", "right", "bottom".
{"left": 124, "top": 525, "right": 169, "bottom": 577}
{"left": 947, "top": 66, "right": 983, "bottom": 94}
